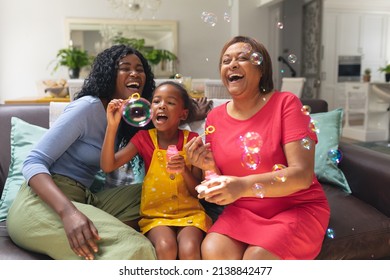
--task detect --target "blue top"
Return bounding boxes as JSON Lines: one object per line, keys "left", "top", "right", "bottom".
{"left": 22, "top": 96, "right": 107, "bottom": 188}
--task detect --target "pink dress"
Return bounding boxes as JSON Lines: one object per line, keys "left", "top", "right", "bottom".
{"left": 205, "top": 91, "right": 330, "bottom": 260}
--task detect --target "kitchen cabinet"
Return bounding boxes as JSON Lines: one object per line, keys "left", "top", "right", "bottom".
{"left": 320, "top": 10, "right": 389, "bottom": 111}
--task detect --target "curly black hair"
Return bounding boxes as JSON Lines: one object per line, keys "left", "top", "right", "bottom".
{"left": 76, "top": 44, "right": 155, "bottom": 101}
{"left": 76, "top": 44, "right": 156, "bottom": 144}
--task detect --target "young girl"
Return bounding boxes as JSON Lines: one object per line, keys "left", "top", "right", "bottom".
{"left": 101, "top": 81, "right": 212, "bottom": 260}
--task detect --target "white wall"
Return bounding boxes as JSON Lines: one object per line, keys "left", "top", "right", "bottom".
{"left": 0, "top": 0, "right": 271, "bottom": 103}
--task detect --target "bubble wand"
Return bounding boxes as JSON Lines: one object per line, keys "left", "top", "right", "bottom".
{"left": 198, "top": 125, "right": 216, "bottom": 138}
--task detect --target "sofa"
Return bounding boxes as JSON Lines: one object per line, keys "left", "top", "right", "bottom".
{"left": 1, "top": 99, "right": 390, "bottom": 260}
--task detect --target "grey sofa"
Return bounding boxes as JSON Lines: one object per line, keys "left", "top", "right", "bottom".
{"left": 0, "top": 99, "right": 389, "bottom": 260}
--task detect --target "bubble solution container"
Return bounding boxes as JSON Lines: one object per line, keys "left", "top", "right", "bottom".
{"left": 166, "top": 145, "right": 179, "bottom": 174}
{"left": 121, "top": 93, "right": 153, "bottom": 127}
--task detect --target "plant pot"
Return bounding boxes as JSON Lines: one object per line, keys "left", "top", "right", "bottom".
{"left": 385, "top": 73, "right": 390, "bottom": 82}
{"left": 363, "top": 75, "right": 371, "bottom": 82}
{"left": 69, "top": 68, "right": 80, "bottom": 79}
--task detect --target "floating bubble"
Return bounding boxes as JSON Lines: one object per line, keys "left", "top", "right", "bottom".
{"left": 300, "top": 137, "right": 312, "bottom": 150}
{"left": 277, "top": 21, "right": 284, "bottom": 29}
{"left": 252, "top": 183, "right": 265, "bottom": 198}
{"left": 326, "top": 228, "right": 335, "bottom": 239}
{"left": 238, "top": 131, "right": 263, "bottom": 153}
{"left": 242, "top": 43, "right": 252, "bottom": 54}
{"left": 272, "top": 164, "right": 287, "bottom": 182}
{"left": 288, "top": 54, "right": 298, "bottom": 64}
{"left": 309, "top": 119, "right": 320, "bottom": 133}
{"left": 250, "top": 52, "right": 263, "bottom": 66}
{"left": 301, "top": 105, "right": 311, "bottom": 115}
{"left": 201, "top": 11, "right": 217, "bottom": 27}
{"left": 121, "top": 93, "right": 153, "bottom": 127}
{"left": 328, "top": 149, "right": 343, "bottom": 165}
{"left": 223, "top": 12, "right": 231, "bottom": 23}
{"left": 174, "top": 73, "right": 183, "bottom": 80}
{"left": 241, "top": 152, "right": 261, "bottom": 170}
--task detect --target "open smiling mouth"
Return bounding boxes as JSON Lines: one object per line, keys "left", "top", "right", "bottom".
{"left": 126, "top": 81, "right": 140, "bottom": 89}
{"left": 228, "top": 74, "right": 243, "bottom": 82}
{"left": 156, "top": 113, "right": 168, "bottom": 123}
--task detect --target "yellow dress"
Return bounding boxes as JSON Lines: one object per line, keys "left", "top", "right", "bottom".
{"left": 138, "top": 129, "right": 212, "bottom": 234}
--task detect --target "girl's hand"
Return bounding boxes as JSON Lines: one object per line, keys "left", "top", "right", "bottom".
{"left": 184, "top": 136, "right": 216, "bottom": 171}
{"left": 107, "top": 99, "right": 124, "bottom": 126}
{"left": 196, "top": 176, "right": 243, "bottom": 205}
{"left": 61, "top": 209, "right": 101, "bottom": 260}
{"left": 166, "top": 154, "right": 186, "bottom": 174}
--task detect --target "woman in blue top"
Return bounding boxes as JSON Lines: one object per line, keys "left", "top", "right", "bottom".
{"left": 7, "top": 45, "right": 157, "bottom": 260}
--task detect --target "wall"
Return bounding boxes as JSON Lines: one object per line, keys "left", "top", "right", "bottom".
{"left": 0, "top": 0, "right": 270, "bottom": 103}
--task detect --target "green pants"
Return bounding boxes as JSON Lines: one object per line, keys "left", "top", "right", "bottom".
{"left": 7, "top": 174, "right": 156, "bottom": 260}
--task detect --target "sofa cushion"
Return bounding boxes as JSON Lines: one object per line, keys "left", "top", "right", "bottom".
{"left": 0, "top": 221, "right": 51, "bottom": 260}
{"left": 311, "top": 108, "right": 351, "bottom": 193}
{"left": 316, "top": 184, "right": 390, "bottom": 259}
{"left": 0, "top": 118, "right": 47, "bottom": 222}
{"left": 0, "top": 104, "right": 49, "bottom": 195}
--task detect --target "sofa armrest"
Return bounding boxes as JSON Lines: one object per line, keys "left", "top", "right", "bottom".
{"left": 339, "top": 141, "right": 390, "bottom": 217}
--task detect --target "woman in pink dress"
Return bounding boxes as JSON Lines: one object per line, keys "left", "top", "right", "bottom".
{"left": 185, "top": 36, "right": 330, "bottom": 260}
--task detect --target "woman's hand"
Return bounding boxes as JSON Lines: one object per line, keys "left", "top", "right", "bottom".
{"left": 184, "top": 136, "right": 216, "bottom": 171}
{"left": 107, "top": 99, "right": 124, "bottom": 127}
{"left": 196, "top": 176, "right": 244, "bottom": 205}
{"left": 61, "top": 208, "right": 101, "bottom": 260}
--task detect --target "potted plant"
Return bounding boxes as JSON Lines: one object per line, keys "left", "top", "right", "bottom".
{"left": 112, "top": 36, "right": 177, "bottom": 69}
{"left": 363, "top": 68, "right": 371, "bottom": 82}
{"left": 51, "top": 46, "right": 93, "bottom": 79}
{"left": 378, "top": 64, "right": 390, "bottom": 82}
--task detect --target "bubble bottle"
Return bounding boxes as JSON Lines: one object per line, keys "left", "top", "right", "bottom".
{"left": 166, "top": 145, "right": 179, "bottom": 174}
{"left": 121, "top": 93, "right": 153, "bottom": 127}
{"left": 205, "top": 170, "right": 219, "bottom": 180}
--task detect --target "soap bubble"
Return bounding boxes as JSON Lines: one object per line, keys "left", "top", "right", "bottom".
{"left": 242, "top": 43, "right": 252, "bottom": 54}
{"left": 174, "top": 73, "right": 183, "bottom": 81}
{"left": 238, "top": 131, "right": 263, "bottom": 154}
{"left": 326, "top": 228, "right": 335, "bottom": 239}
{"left": 201, "top": 11, "right": 217, "bottom": 27}
{"left": 250, "top": 52, "right": 263, "bottom": 66}
{"left": 309, "top": 119, "right": 319, "bottom": 134}
{"left": 272, "top": 164, "right": 287, "bottom": 182}
{"left": 252, "top": 183, "right": 265, "bottom": 198}
{"left": 288, "top": 54, "right": 298, "bottom": 64}
{"left": 223, "top": 12, "right": 231, "bottom": 23}
{"left": 241, "top": 152, "right": 261, "bottom": 170}
{"left": 301, "top": 105, "right": 311, "bottom": 115}
{"left": 121, "top": 93, "right": 152, "bottom": 127}
{"left": 277, "top": 22, "right": 284, "bottom": 29}
{"left": 328, "top": 149, "right": 343, "bottom": 165}
{"left": 300, "top": 137, "right": 312, "bottom": 150}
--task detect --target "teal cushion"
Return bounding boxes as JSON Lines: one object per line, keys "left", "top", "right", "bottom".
{"left": 0, "top": 117, "right": 47, "bottom": 222}
{"left": 311, "top": 108, "right": 351, "bottom": 193}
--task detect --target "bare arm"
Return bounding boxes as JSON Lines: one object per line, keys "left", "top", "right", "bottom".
{"left": 100, "top": 99, "right": 138, "bottom": 172}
